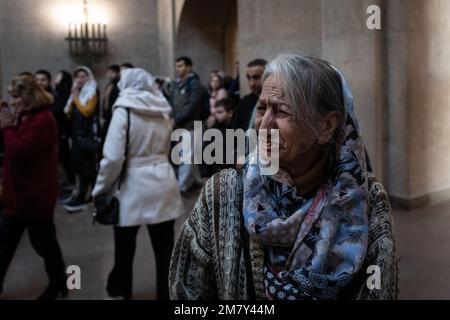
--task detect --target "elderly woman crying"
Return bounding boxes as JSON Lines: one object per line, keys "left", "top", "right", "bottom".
{"left": 169, "top": 54, "right": 398, "bottom": 300}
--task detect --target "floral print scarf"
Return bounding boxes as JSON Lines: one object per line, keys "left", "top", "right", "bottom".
{"left": 243, "top": 69, "right": 369, "bottom": 300}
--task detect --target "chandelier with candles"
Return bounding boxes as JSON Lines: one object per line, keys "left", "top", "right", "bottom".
{"left": 65, "top": 0, "right": 108, "bottom": 59}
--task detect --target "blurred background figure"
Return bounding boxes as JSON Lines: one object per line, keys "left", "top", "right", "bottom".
{"left": 92, "top": 68, "right": 184, "bottom": 300}
{"left": 101, "top": 64, "right": 121, "bottom": 136}
{"left": 227, "top": 61, "right": 240, "bottom": 105}
{"left": 35, "top": 70, "right": 55, "bottom": 98}
{"left": 199, "top": 97, "right": 237, "bottom": 179}
{"left": 63, "top": 66, "right": 100, "bottom": 213}
{"left": 235, "top": 59, "right": 267, "bottom": 131}
{"left": 0, "top": 75, "right": 67, "bottom": 300}
{"left": 169, "top": 56, "right": 204, "bottom": 195}
{"left": 51, "top": 71, "right": 75, "bottom": 200}
{"left": 120, "top": 63, "right": 135, "bottom": 71}
{"left": 206, "top": 72, "right": 228, "bottom": 129}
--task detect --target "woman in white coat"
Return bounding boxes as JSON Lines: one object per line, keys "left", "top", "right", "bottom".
{"left": 92, "top": 68, "right": 184, "bottom": 300}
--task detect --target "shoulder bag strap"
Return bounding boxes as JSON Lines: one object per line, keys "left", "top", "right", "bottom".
{"left": 117, "top": 108, "right": 130, "bottom": 191}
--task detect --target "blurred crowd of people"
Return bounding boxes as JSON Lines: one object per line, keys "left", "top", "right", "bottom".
{"left": 0, "top": 56, "right": 267, "bottom": 300}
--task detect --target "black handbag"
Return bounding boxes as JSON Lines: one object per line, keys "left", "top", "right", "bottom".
{"left": 78, "top": 136, "right": 101, "bottom": 151}
{"left": 93, "top": 108, "right": 130, "bottom": 225}
{"left": 77, "top": 111, "right": 102, "bottom": 152}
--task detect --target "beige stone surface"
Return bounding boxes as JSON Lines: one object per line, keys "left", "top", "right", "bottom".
{"left": 0, "top": 0, "right": 159, "bottom": 94}
{"left": 1, "top": 0, "right": 450, "bottom": 206}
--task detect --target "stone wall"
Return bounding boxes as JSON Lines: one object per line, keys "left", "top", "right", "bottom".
{"left": 1, "top": 0, "right": 449, "bottom": 209}
{"left": 0, "top": 0, "right": 159, "bottom": 95}
{"left": 387, "top": 0, "right": 450, "bottom": 208}
{"left": 238, "top": 0, "right": 385, "bottom": 181}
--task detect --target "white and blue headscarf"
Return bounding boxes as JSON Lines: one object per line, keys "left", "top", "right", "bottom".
{"left": 243, "top": 61, "right": 369, "bottom": 300}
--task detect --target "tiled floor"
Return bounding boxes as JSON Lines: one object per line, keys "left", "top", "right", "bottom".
{"left": 1, "top": 190, "right": 449, "bottom": 300}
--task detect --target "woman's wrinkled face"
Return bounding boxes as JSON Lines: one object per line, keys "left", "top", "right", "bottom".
{"left": 255, "top": 75, "right": 315, "bottom": 167}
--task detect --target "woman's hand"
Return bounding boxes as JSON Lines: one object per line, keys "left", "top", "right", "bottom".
{"left": 72, "top": 88, "right": 80, "bottom": 98}
{"left": 0, "top": 107, "right": 15, "bottom": 129}
{"left": 71, "top": 82, "right": 81, "bottom": 97}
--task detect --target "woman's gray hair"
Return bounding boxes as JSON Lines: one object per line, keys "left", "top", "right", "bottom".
{"left": 262, "top": 54, "right": 346, "bottom": 141}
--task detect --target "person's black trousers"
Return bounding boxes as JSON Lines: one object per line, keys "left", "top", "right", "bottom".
{"left": 59, "top": 137, "right": 75, "bottom": 185}
{"left": 71, "top": 141, "right": 97, "bottom": 201}
{"left": 107, "top": 220, "right": 175, "bottom": 300}
{"left": 0, "top": 214, "right": 66, "bottom": 291}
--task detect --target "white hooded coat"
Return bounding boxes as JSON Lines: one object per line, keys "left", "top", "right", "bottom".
{"left": 92, "top": 68, "right": 184, "bottom": 226}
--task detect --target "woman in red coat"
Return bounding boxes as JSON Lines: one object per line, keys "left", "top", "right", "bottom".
{"left": 0, "top": 75, "right": 67, "bottom": 300}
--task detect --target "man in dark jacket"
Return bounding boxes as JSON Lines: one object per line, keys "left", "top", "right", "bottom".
{"left": 169, "top": 57, "right": 204, "bottom": 194}
{"left": 35, "top": 70, "right": 55, "bottom": 98}
{"left": 235, "top": 59, "right": 267, "bottom": 131}
{"left": 101, "top": 64, "right": 120, "bottom": 136}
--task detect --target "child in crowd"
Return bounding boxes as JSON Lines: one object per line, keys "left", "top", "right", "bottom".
{"left": 200, "top": 98, "right": 237, "bottom": 178}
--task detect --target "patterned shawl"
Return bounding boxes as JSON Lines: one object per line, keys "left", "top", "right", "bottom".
{"left": 243, "top": 69, "right": 370, "bottom": 300}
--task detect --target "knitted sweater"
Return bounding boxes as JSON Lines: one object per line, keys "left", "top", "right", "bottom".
{"left": 169, "top": 168, "right": 399, "bottom": 300}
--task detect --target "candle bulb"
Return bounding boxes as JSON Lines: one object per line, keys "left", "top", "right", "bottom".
{"left": 68, "top": 23, "right": 72, "bottom": 52}
{"left": 91, "top": 23, "right": 95, "bottom": 52}
{"left": 73, "top": 24, "right": 77, "bottom": 52}
{"left": 103, "top": 24, "right": 107, "bottom": 52}
{"left": 96, "top": 23, "right": 100, "bottom": 52}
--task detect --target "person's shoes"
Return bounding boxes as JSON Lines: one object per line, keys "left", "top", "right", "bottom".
{"left": 36, "top": 283, "right": 68, "bottom": 300}
{"left": 105, "top": 288, "right": 130, "bottom": 300}
{"left": 64, "top": 198, "right": 89, "bottom": 213}
{"left": 104, "top": 292, "right": 125, "bottom": 300}
{"left": 59, "top": 193, "right": 73, "bottom": 205}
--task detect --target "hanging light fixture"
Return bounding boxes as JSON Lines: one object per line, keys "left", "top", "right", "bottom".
{"left": 65, "top": 0, "right": 108, "bottom": 60}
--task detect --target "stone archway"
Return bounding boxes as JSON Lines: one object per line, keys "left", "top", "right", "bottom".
{"left": 175, "top": 0, "right": 238, "bottom": 83}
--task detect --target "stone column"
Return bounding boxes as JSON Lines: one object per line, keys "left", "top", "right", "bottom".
{"left": 387, "top": 0, "right": 450, "bottom": 208}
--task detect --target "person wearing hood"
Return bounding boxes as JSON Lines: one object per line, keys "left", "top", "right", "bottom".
{"left": 169, "top": 55, "right": 397, "bottom": 300}
{"left": 63, "top": 66, "right": 100, "bottom": 212}
{"left": 92, "top": 68, "right": 184, "bottom": 300}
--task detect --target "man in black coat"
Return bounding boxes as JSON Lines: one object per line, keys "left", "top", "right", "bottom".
{"left": 235, "top": 59, "right": 267, "bottom": 131}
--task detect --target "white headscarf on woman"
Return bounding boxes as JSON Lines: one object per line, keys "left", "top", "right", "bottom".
{"left": 113, "top": 68, "right": 172, "bottom": 119}
{"left": 64, "top": 66, "right": 98, "bottom": 114}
